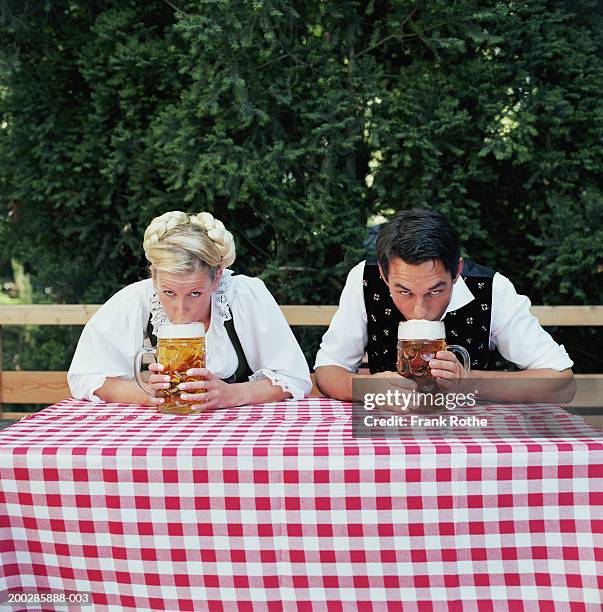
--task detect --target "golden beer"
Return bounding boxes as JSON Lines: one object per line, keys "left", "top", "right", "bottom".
{"left": 397, "top": 337, "right": 447, "bottom": 392}
{"left": 134, "top": 323, "right": 206, "bottom": 415}
{"left": 397, "top": 320, "right": 471, "bottom": 413}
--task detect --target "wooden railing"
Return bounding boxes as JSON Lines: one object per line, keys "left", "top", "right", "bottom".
{"left": 2, "top": 304, "right": 603, "bottom": 327}
{"left": 1, "top": 304, "right": 602, "bottom": 422}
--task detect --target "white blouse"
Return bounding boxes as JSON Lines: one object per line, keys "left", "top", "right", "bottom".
{"left": 68, "top": 270, "right": 312, "bottom": 402}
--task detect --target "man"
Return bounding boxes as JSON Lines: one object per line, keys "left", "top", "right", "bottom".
{"left": 314, "top": 208, "right": 574, "bottom": 402}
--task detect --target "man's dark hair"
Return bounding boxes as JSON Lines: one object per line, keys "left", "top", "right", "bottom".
{"left": 376, "top": 208, "right": 460, "bottom": 279}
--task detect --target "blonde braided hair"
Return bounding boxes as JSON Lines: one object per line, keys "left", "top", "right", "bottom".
{"left": 143, "top": 211, "right": 236, "bottom": 277}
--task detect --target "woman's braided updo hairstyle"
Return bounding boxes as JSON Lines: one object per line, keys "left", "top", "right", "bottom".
{"left": 143, "top": 211, "right": 236, "bottom": 280}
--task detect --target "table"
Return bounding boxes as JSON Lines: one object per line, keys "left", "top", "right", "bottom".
{"left": 1, "top": 398, "right": 602, "bottom": 611}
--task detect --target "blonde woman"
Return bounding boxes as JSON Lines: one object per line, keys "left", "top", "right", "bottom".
{"left": 68, "top": 211, "right": 312, "bottom": 409}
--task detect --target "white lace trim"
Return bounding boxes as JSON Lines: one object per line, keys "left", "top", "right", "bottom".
{"left": 214, "top": 272, "right": 232, "bottom": 322}
{"left": 149, "top": 292, "right": 171, "bottom": 337}
{"left": 249, "top": 369, "right": 304, "bottom": 400}
{"left": 148, "top": 272, "right": 234, "bottom": 338}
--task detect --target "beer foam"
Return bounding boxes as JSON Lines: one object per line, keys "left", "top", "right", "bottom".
{"left": 398, "top": 319, "right": 445, "bottom": 340}
{"left": 157, "top": 323, "right": 205, "bottom": 339}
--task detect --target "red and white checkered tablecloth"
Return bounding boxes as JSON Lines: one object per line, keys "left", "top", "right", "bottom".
{"left": 0, "top": 397, "right": 601, "bottom": 611}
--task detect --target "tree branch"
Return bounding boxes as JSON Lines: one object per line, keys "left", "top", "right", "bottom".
{"left": 356, "top": 7, "right": 418, "bottom": 59}
{"left": 161, "top": 0, "right": 191, "bottom": 18}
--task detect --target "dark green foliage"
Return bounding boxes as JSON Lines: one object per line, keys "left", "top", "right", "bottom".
{"left": 0, "top": 0, "right": 602, "bottom": 377}
{"left": 2, "top": 325, "right": 80, "bottom": 371}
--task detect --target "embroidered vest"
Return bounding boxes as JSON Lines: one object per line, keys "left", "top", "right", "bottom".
{"left": 363, "top": 260, "right": 496, "bottom": 373}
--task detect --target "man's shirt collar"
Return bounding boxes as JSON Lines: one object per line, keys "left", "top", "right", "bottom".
{"left": 441, "top": 275, "right": 475, "bottom": 319}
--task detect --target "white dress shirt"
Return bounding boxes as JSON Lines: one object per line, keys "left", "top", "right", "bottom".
{"left": 314, "top": 261, "right": 573, "bottom": 373}
{"left": 68, "top": 270, "right": 312, "bottom": 402}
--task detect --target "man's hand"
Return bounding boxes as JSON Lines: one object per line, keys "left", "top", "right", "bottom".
{"left": 370, "top": 370, "right": 418, "bottom": 390}
{"left": 361, "top": 371, "right": 418, "bottom": 413}
{"left": 315, "top": 365, "right": 417, "bottom": 403}
{"left": 429, "top": 350, "right": 465, "bottom": 389}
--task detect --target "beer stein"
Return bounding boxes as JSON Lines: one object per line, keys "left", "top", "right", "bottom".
{"left": 134, "top": 323, "right": 205, "bottom": 414}
{"left": 397, "top": 319, "right": 470, "bottom": 393}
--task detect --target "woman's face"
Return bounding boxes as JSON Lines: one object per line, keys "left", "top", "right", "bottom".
{"left": 153, "top": 267, "right": 222, "bottom": 324}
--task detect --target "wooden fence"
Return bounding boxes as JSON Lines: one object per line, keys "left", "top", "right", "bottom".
{"left": 1, "top": 304, "right": 602, "bottom": 426}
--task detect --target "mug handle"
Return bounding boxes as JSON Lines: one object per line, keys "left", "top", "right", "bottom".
{"left": 446, "top": 344, "right": 471, "bottom": 377}
{"left": 133, "top": 347, "right": 157, "bottom": 395}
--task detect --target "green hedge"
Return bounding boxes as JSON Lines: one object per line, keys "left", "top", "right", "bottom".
{"left": 0, "top": 1, "right": 601, "bottom": 377}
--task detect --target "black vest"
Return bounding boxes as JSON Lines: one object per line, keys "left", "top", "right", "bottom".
{"left": 363, "top": 260, "right": 496, "bottom": 373}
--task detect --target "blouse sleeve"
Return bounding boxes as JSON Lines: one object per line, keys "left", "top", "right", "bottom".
{"left": 67, "top": 281, "right": 150, "bottom": 402}
{"left": 229, "top": 276, "right": 312, "bottom": 399}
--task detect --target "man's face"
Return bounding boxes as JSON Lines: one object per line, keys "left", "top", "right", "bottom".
{"left": 380, "top": 257, "right": 463, "bottom": 321}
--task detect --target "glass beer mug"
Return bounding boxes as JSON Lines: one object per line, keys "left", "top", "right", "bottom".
{"left": 397, "top": 319, "right": 470, "bottom": 393}
{"left": 134, "top": 323, "right": 205, "bottom": 414}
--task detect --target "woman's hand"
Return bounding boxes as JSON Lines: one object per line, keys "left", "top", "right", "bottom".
{"left": 178, "top": 368, "right": 242, "bottom": 411}
{"left": 140, "top": 362, "right": 171, "bottom": 408}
